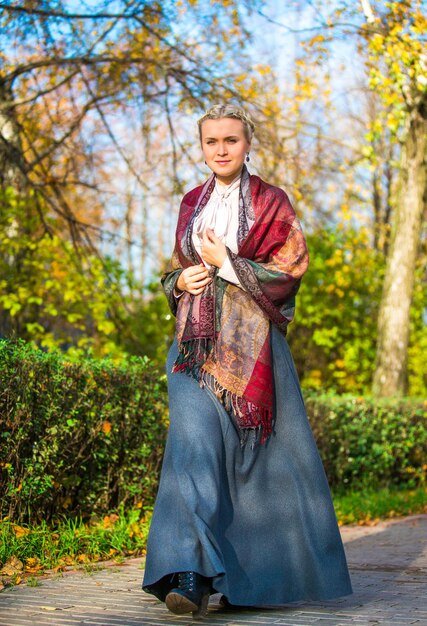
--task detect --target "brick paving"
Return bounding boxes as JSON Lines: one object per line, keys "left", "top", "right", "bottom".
{"left": 0, "top": 514, "right": 426, "bottom": 626}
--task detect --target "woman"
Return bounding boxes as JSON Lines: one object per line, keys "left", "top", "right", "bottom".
{"left": 142, "top": 104, "right": 353, "bottom": 618}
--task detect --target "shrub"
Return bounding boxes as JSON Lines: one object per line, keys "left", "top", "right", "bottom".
{"left": 304, "top": 393, "right": 426, "bottom": 492}
{"left": 0, "top": 339, "right": 168, "bottom": 524}
{"left": 1, "top": 340, "right": 425, "bottom": 524}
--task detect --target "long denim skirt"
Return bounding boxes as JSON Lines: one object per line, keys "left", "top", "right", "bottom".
{"left": 142, "top": 323, "right": 353, "bottom": 605}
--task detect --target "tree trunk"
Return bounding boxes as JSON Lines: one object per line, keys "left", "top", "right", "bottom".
{"left": 372, "top": 103, "right": 427, "bottom": 396}
{"left": 0, "top": 78, "right": 25, "bottom": 189}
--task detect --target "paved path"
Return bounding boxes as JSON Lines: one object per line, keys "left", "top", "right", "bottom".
{"left": 0, "top": 515, "right": 426, "bottom": 626}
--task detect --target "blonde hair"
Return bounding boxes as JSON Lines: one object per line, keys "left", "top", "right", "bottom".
{"left": 197, "top": 104, "right": 255, "bottom": 143}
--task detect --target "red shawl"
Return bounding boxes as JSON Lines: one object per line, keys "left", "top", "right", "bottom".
{"left": 161, "top": 165, "right": 309, "bottom": 446}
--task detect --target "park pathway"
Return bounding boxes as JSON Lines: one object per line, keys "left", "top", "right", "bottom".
{"left": 0, "top": 514, "right": 426, "bottom": 626}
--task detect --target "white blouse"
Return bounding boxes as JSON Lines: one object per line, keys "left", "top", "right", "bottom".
{"left": 174, "top": 175, "right": 247, "bottom": 297}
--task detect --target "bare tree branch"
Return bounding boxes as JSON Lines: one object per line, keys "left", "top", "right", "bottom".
{"left": 0, "top": 3, "right": 141, "bottom": 20}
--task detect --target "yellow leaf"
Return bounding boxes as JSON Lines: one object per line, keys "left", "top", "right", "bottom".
{"left": 102, "top": 421, "right": 112, "bottom": 434}
{"left": 13, "top": 525, "right": 30, "bottom": 538}
{"left": 1, "top": 556, "right": 24, "bottom": 575}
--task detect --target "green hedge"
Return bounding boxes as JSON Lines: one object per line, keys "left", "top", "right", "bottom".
{"left": 0, "top": 339, "right": 168, "bottom": 524}
{"left": 304, "top": 394, "right": 426, "bottom": 492}
{"left": 0, "top": 340, "right": 425, "bottom": 523}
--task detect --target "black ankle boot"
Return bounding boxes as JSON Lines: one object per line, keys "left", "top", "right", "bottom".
{"left": 165, "top": 571, "right": 211, "bottom": 617}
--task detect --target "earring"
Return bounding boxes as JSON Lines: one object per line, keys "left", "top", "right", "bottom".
{"left": 246, "top": 153, "right": 250, "bottom": 162}
{"left": 204, "top": 160, "right": 207, "bottom": 165}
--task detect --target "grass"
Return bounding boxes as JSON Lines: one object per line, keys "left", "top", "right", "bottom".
{"left": 332, "top": 485, "right": 427, "bottom": 525}
{"left": 0, "top": 486, "right": 425, "bottom": 587}
{"left": 0, "top": 507, "right": 151, "bottom": 585}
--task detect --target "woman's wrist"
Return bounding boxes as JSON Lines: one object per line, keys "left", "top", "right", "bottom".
{"left": 218, "top": 251, "right": 227, "bottom": 268}
{"left": 210, "top": 249, "right": 227, "bottom": 269}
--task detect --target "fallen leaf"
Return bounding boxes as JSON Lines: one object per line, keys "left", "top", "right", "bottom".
{"left": 13, "top": 525, "right": 30, "bottom": 538}
{"left": 1, "top": 556, "right": 24, "bottom": 576}
{"left": 25, "top": 567, "right": 43, "bottom": 574}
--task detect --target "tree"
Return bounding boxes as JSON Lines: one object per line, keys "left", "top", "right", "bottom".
{"left": 358, "top": 0, "right": 427, "bottom": 396}
{"left": 270, "top": 0, "right": 426, "bottom": 396}
{"left": 1, "top": 0, "right": 289, "bottom": 354}
{"left": 0, "top": 0, "right": 260, "bottom": 252}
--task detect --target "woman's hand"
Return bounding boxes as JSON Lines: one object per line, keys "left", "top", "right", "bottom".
{"left": 201, "top": 228, "right": 227, "bottom": 268}
{"left": 176, "top": 264, "right": 212, "bottom": 295}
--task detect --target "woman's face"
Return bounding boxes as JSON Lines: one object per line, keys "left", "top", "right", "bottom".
{"left": 200, "top": 117, "right": 251, "bottom": 185}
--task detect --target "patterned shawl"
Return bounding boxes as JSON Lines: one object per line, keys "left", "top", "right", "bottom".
{"left": 161, "top": 165, "right": 309, "bottom": 447}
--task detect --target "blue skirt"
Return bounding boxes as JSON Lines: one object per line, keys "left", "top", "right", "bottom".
{"left": 142, "top": 324, "right": 353, "bottom": 605}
